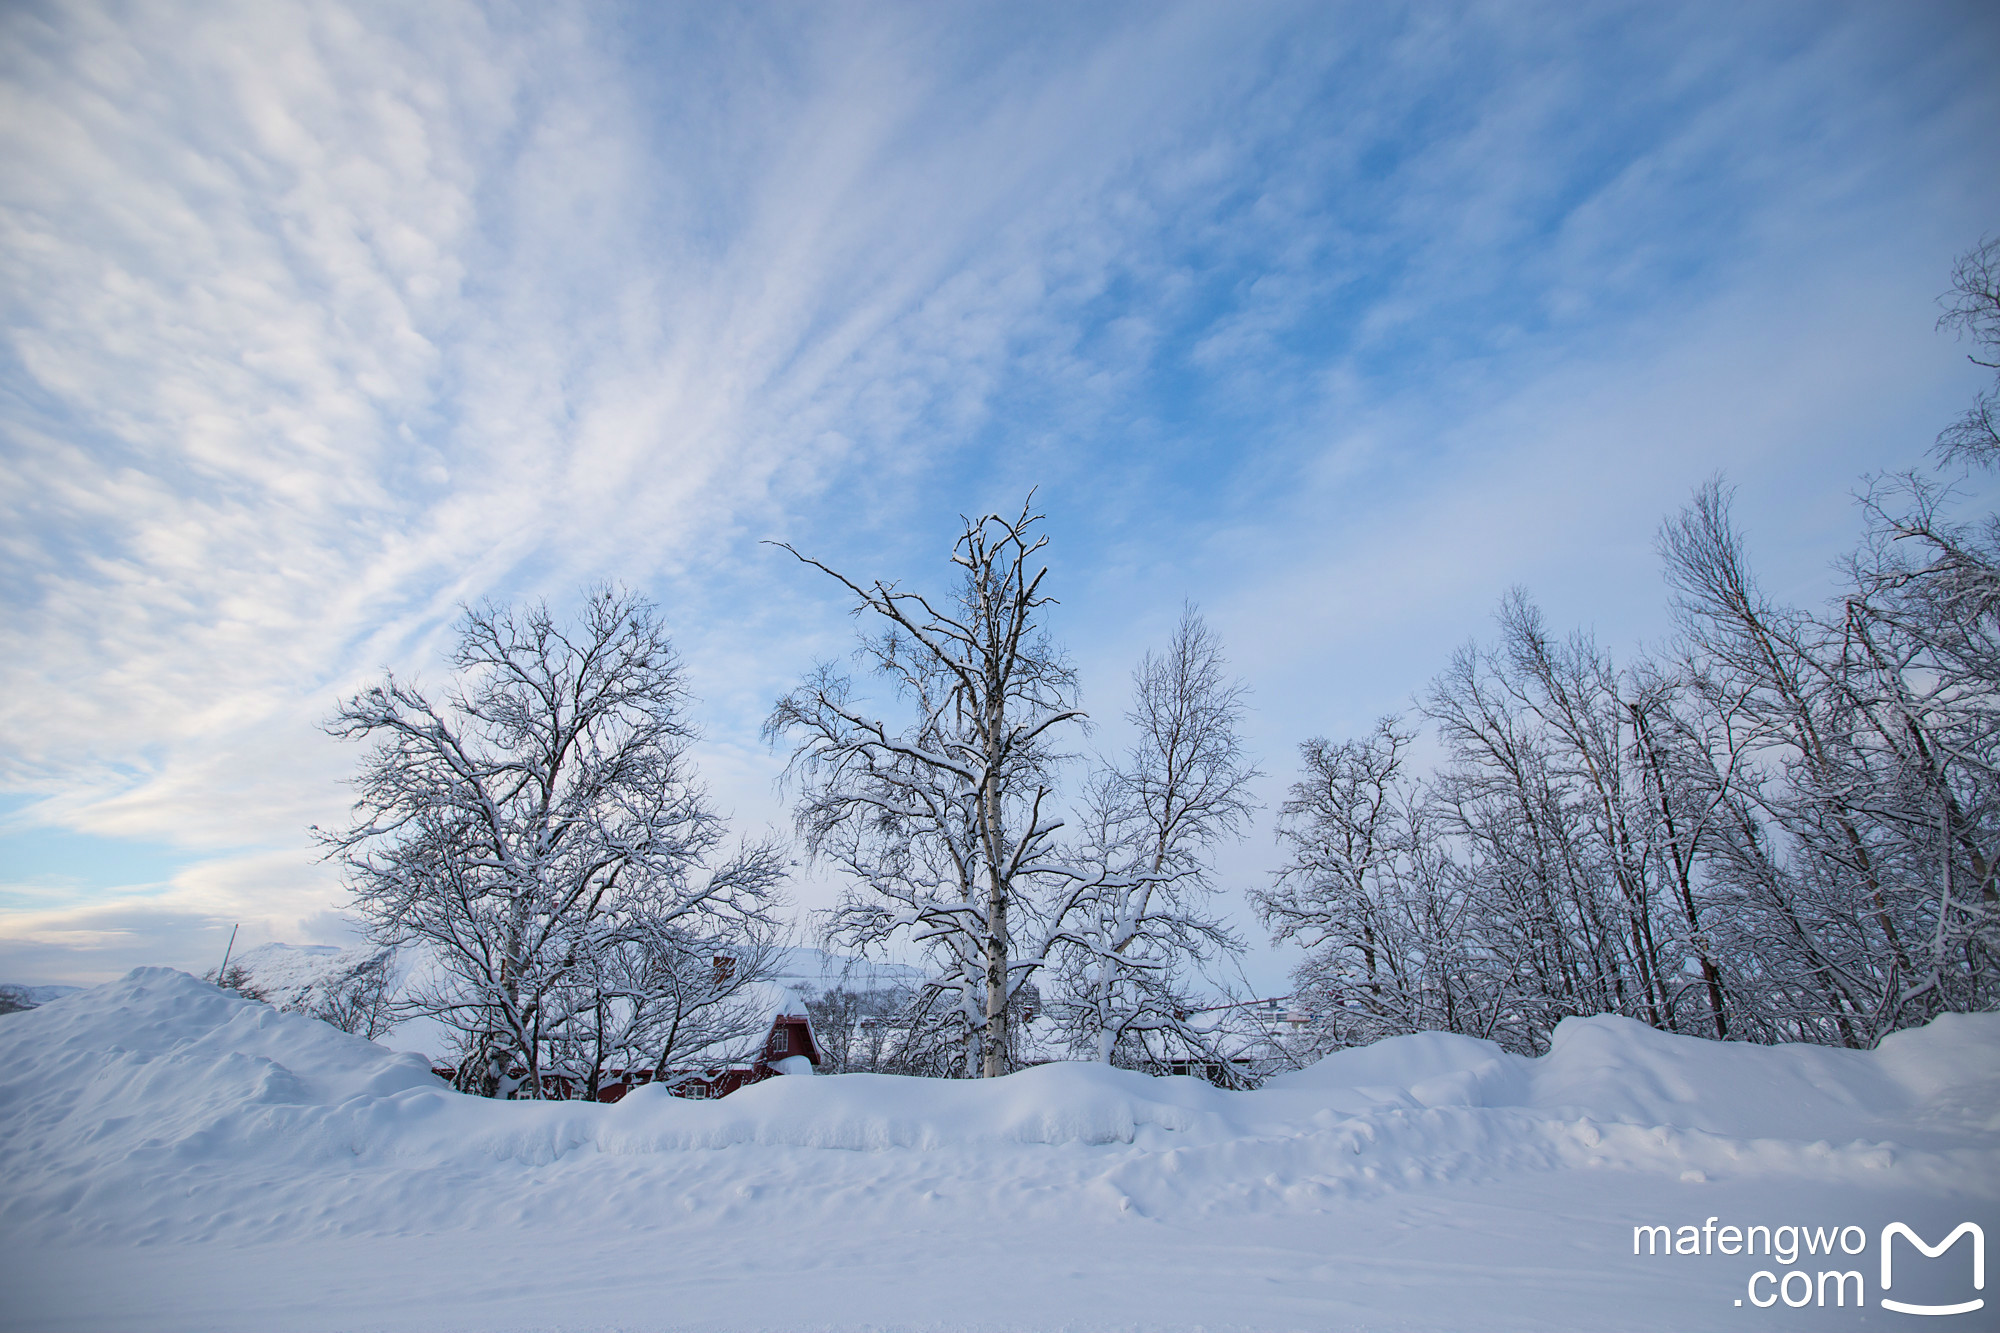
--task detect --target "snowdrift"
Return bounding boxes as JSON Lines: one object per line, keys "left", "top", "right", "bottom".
{"left": 3, "top": 968, "right": 1996, "bottom": 1332}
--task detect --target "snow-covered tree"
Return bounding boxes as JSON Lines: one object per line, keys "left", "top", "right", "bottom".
{"left": 802, "top": 980, "right": 922, "bottom": 1074}
{"left": 1249, "top": 240, "right": 2000, "bottom": 1057}
{"left": 321, "top": 588, "right": 786, "bottom": 1096}
{"left": 1668, "top": 487, "right": 2000, "bottom": 1039}
{"left": 1256, "top": 717, "right": 1479, "bottom": 1045}
{"left": 302, "top": 950, "right": 398, "bottom": 1040}
{"left": 766, "top": 499, "right": 1086, "bottom": 1077}
{"left": 1264, "top": 472, "right": 2000, "bottom": 1055}
{"left": 1053, "top": 607, "right": 1254, "bottom": 1071}
{"left": 1932, "top": 233, "right": 2000, "bottom": 468}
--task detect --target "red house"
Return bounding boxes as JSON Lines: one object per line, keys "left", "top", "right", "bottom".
{"left": 666, "top": 987, "right": 823, "bottom": 1099}
{"left": 433, "top": 985, "right": 823, "bottom": 1102}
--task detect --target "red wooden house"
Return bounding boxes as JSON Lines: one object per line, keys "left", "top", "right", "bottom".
{"left": 433, "top": 985, "right": 823, "bottom": 1102}
{"left": 665, "top": 988, "right": 822, "bottom": 1099}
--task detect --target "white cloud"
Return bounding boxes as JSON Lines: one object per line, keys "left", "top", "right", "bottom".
{"left": 0, "top": 0, "right": 1268, "bottom": 941}
{"left": 2, "top": 0, "right": 1995, "bottom": 983}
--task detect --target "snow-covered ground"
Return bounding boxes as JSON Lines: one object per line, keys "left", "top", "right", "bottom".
{"left": 1, "top": 969, "right": 1994, "bottom": 1332}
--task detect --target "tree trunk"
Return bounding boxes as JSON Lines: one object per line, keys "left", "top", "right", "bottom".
{"left": 983, "top": 865, "right": 1010, "bottom": 1078}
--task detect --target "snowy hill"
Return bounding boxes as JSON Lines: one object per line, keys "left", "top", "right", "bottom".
{"left": 0, "top": 968, "right": 1994, "bottom": 1331}
{"left": 766, "top": 944, "right": 924, "bottom": 993}
{"left": 0, "top": 982, "right": 82, "bottom": 1014}
{"left": 224, "top": 939, "right": 386, "bottom": 1003}
{"left": 226, "top": 940, "right": 916, "bottom": 1011}
{"left": 217, "top": 940, "right": 914, "bottom": 1066}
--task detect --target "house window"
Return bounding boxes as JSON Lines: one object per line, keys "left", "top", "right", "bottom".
{"left": 772, "top": 1028, "right": 789, "bottom": 1053}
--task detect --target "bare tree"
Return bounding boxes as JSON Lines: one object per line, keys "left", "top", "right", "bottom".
{"left": 1839, "top": 265, "right": 2000, "bottom": 1024}
{"left": 1261, "top": 583, "right": 1837, "bottom": 1054}
{"left": 802, "top": 982, "right": 917, "bottom": 1074}
{"left": 1054, "top": 607, "right": 1255, "bottom": 1071}
{"left": 1934, "top": 234, "right": 2000, "bottom": 469}
{"left": 1624, "top": 665, "right": 1738, "bottom": 1040}
{"left": 1259, "top": 239, "right": 2000, "bottom": 1055}
{"left": 308, "top": 952, "right": 397, "bottom": 1041}
{"left": 320, "top": 587, "right": 786, "bottom": 1097}
{"left": 547, "top": 933, "right": 784, "bottom": 1098}
{"left": 1256, "top": 718, "right": 1482, "bottom": 1044}
{"left": 766, "top": 498, "right": 1086, "bottom": 1077}
{"left": 1660, "top": 481, "right": 1924, "bottom": 1043}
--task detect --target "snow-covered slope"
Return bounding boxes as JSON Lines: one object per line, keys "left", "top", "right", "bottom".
{"left": 225, "top": 940, "right": 385, "bottom": 1005}
{"left": 1, "top": 968, "right": 1994, "bottom": 1332}
{"left": 0, "top": 982, "right": 81, "bottom": 1012}
{"left": 768, "top": 944, "right": 924, "bottom": 993}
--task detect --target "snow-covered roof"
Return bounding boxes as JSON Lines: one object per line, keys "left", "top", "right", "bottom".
{"left": 740, "top": 980, "right": 811, "bottom": 1023}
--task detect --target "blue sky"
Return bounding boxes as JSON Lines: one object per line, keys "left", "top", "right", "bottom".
{"left": 3, "top": 0, "right": 1997, "bottom": 988}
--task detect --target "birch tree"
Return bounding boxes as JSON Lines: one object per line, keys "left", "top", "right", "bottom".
{"left": 1055, "top": 607, "right": 1254, "bottom": 1070}
{"left": 766, "top": 499, "right": 1084, "bottom": 1077}
{"left": 1261, "top": 238, "right": 2000, "bottom": 1055}
{"left": 1660, "top": 482, "right": 1927, "bottom": 1043}
{"left": 1256, "top": 718, "right": 1486, "bottom": 1044}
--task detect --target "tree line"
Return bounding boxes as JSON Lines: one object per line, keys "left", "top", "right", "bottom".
{"left": 318, "top": 237, "right": 1999, "bottom": 1093}
{"left": 1258, "top": 236, "right": 2000, "bottom": 1054}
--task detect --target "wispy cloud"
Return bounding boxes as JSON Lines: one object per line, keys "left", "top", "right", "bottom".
{"left": 3, "top": 0, "right": 1996, "bottom": 980}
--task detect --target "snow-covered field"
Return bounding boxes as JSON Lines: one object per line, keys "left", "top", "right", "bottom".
{"left": 1, "top": 970, "right": 1995, "bottom": 1332}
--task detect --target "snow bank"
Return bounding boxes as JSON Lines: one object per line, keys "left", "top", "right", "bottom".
{"left": 7, "top": 967, "right": 1993, "bottom": 1220}
{"left": 3, "top": 968, "right": 1995, "bottom": 1332}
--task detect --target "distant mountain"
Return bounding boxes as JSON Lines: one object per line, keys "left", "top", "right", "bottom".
{"left": 225, "top": 941, "right": 391, "bottom": 1010}
{"left": 207, "top": 941, "right": 916, "bottom": 1063}
{"left": 224, "top": 940, "right": 918, "bottom": 1000}
{"left": 767, "top": 946, "right": 923, "bottom": 994}
{"left": 0, "top": 944, "right": 915, "bottom": 1022}
{"left": 0, "top": 983, "right": 84, "bottom": 1015}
